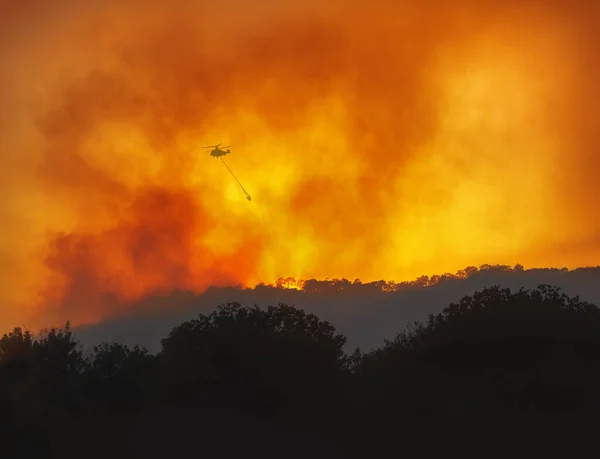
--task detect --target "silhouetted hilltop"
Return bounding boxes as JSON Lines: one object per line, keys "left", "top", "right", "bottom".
{"left": 73, "top": 265, "right": 600, "bottom": 353}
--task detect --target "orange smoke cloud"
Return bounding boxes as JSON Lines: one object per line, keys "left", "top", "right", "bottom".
{"left": 1, "top": 0, "right": 599, "bottom": 330}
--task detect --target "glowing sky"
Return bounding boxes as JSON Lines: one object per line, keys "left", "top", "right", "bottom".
{"left": 1, "top": 0, "right": 599, "bottom": 330}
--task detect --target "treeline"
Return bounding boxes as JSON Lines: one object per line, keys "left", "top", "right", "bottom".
{"left": 2, "top": 284, "right": 600, "bottom": 455}
{"left": 264, "top": 264, "right": 597, "bottom": 293}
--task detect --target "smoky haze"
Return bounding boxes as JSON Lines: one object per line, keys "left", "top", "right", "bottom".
{"left": 72, "top": 266, "right": 600, "bottom": 354}
{"left": 1, "top": 0, "right": 599, "bottom": 331}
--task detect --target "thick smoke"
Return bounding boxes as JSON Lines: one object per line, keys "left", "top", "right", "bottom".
{"left": 1, "top": 0, "right": 599, "bottom": 330}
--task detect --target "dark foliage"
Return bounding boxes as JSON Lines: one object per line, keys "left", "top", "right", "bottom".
{"left": 157, "top": 302, "right": 348, "bottom": 415}
{"left": 82, "top": 342, "right": 156, "bottom": 411}
{"left": 2, "top": 284, "right": 600, "bottom": 456}
{"left": 356, "top": 285, "right": 600, "bottom": 418}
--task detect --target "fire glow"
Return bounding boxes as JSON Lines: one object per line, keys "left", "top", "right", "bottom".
{"left": 1, "top": 0, "right": 599, "bottom": 330}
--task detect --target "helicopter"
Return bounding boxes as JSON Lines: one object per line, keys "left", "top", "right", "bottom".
{"left": 203, "top": 143, "right": 231, "bottom": 158}
{"left": 204, "top": 142, "right": 252, "bottom": 201}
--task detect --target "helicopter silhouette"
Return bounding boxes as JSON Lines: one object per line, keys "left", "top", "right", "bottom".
{"left": 204, "top": 143, "right": 252, "bottom": 201}
{"left": 203, "top": 143, "right": 231, "bottom": 158}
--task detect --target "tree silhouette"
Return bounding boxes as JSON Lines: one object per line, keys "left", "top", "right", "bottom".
{"left": 33, "top": 322, "right": 86, "bottom": 411}
{"left": 0, "top": 324, "right": 81, "bottom": 454}
{"left": 0, "top": 322, "right": 85, "bottom": 414}
{"left": 0, "top": 327, "right": 35, "bottom": 363}
{"left": 0, "top": 327, "right": 36, "bottom": 412}
{"left": 2, "top": 282, "right": 600, "bottom": 457}
{"left": 262, "top": 264, "right": 598, "bottom": 294}
{"left": 158, "top": 302, "right": 348, "bottom": 415}
{"left": 356, "top": 285, "right": 600, "bottom": 417}
{"left": 284, "top": 276, "right": 296, "bottom": 289}
{"left": 82, "top": 342, "right": 156, "bottom": 412}
{"left": 0, "top": 327, "right": 37, "bottom": 449}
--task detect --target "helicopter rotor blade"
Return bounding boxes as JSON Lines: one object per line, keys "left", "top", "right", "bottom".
{"left": 220, "top": 145, "right": 232, "bottom": 149}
